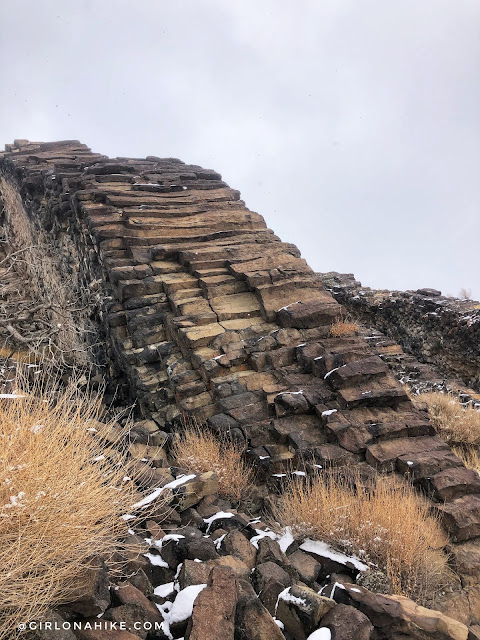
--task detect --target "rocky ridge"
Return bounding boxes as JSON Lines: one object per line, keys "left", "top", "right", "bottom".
{"left": 1, "top": 140, "right": 480, "bottom": 639}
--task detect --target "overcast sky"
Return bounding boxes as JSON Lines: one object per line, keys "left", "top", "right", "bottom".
{"left": 1, "top": 0, "right": 479, "bottom": 299}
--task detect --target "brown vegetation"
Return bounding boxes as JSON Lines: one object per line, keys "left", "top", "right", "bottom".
{"left": 0, "top": 177, "right": 96, "bottom": 367}
{"left": 171, "top": 421, "right": 252, "bottom": 501}
{"left": 329, "top": 318, "right": 359, "bottom": 337}
{"left": 0, "top": 376, "right": 142, "bottom": 637}
{"left": 272, "top": 471, "right": 451, "bottom": 604}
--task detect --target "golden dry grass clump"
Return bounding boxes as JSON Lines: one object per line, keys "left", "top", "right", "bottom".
{"left": 0, "top": 376, "right": 141, "bottom": 638}
{"left": 273, "top": 472, "right": 451, "bottom": 604}
{"left": 329, "top": 319, "right": 359, "bottom": 338}
{"left": 420, "top": 391, "right": 480, "bottom": 450}
{"left": 171, "top": 422, "right": 252, "bottom": 501}
{"left": 419, "top": 390, "right": 480, "bottom": 473}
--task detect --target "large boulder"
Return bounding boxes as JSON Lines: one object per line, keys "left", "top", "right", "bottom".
{"left": 321, "top": 603, "right": 373, "bottom": 639}
{"left": 185, "top": 566, "right": 237, "bottom": 640}
{"left": 235, "top": 580, "right": 285, "bottom": 640}
{"left": 335, "top": 582, "right": 469, "bottom": 640}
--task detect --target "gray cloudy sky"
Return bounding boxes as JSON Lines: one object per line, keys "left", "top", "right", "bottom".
{"left": 1, "top": 0, "right": 479, "bottom": 298}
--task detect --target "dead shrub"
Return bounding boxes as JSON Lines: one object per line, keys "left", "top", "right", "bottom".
{"left": 272, "top": 471, "right": 451, "bottom": 605}
{"left": 0, "top": 375, "right": 145, "bottom": 638}
{"left": 329, "top": 319, "right": 359, "bottom": 337}
{"left": 420, "top": 391, "right": 480, "bottom": 447}
{"left": 171, "top": 421, "right": 252, "bottom": 501}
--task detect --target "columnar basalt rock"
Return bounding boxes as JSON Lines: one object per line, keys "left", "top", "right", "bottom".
{"left": 319, "top": 272, "right": 480, "bottom": 394}
{"left": 2, "top": 140, "right": 480, "bottom": 633}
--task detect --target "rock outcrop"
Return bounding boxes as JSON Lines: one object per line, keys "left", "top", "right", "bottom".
{"left": 319, "top": 272, "right": 480, "bottom": 395}
{"left": 1, "top": 139, "right": 480, "bottom": 638}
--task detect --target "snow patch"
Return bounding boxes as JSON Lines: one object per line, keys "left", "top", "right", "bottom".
{"left": 132, "top": 474, "right": 196, "bottom": 509}
{"left": 277, "top": 527, "right": 294, "bottom": 553}
{"left": 160, "top": 584, "right": 207, "bottom": 639}
{"left": 250, "top": 528, "right": 277, "bottom": 549}
{"left": 299, "top": 539, "right": 368, "bottom": 572}
{"left": 321, "top": 409, "right": 337, "bottom": 416}
{"left": 307, "top": 628, "right": 331, "bottom": 640}
{"left": 154, "top": 582, "right": 175, "bottom": 598}
{"left": 203, "top": 511, "right": 235, "bottom": 533}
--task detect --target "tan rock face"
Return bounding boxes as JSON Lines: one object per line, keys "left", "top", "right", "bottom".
{"left": 186, "top": 567, "right": 237, "bottom": 640}
{"left": 340, "top": 583, "right": 469, "bottom": 640}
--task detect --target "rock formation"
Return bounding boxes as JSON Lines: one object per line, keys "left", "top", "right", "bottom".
{"left": 1, "top": 140, "right": 480, "bottom": 639}
{"left": 319, "top": 272, "right": 480, "bottom": 396}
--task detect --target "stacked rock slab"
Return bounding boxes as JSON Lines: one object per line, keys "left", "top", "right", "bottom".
{"left": 2, "top": 141, "right": 480, "bottom": 570}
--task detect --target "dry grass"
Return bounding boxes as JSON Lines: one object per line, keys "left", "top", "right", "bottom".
{"left": 452, "top": 446, "right": 480, "bottom": 474}
{"left": 171, "top": 422, "right": 252, "bottom": 501}
{"left": 273, "top": 471, "right": 451, "bottom": 604}
{"left": 0, "top": 375, "right": 144, "bottom": 638}
{"left": 329, "top": 319, "right": 359, "bottom": 338}
{"left": 459, "top": 287, "right": 472, "bottom": 300}
{"left": 420, "top": 391, "right": 480, "bottom": 447}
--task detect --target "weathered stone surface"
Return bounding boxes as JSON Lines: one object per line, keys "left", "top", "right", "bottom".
{"left": 112, "top": 581, "right": 163, "bottom": 627}
{"left": 186, "top": 567, "right": 236, "bottom": 640}
{"left": 321, "top": 602, "right": 373, "bottom": 640}
{"left": 288, "top": 550, "right": 321, "bottom": 585}
{"left": 173, "top": 472, "right": 220, "bottom": 510}
{"left": 425, "top": 467, "right": 480, "bottom": 502}
{"left": 235, "top": 589, "right": 286, "bottom": 640}
{"left": 222, "top": 530, "right": 257, "bottom": 569}
{"left": 252, "top": 561, "right": 291, "bottom": 594}
{"left": 437, "top": 496, "right": 480, "bottom": 542}
{"left": 31, "top": 611, "right": 77, "bottom": 640}
{"left": 336, "top": 582, "right": 469, "bottom": 640}
{"left": 277, "top": 299, "right": 340, "bottom": 329}
{"left": 448, "top": 540, "right": 480, "bottom": 587}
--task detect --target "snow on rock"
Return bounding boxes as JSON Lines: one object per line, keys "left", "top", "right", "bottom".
{"left": 307, "top": 629, "right": 331, "bottom": 640}
{"left": 214, "top": 533, "right": 227, "bottom": 550}
{"left": 250, "top": 528, "right": 277, "bottom": 549}
{"left": 321, "top": 409, "right": 337, "bottom": 416}
{"left": 154, "top": 582, "right": 175, "bottom": 598}
{"left": 300, "top": 539, "right": 368, "bottom": 572}
{"left": 203, "top": 510, "right": 235, "bottom": 533}
{"left": 160, "top": 583, "right": 207, "bottom": 639}
{"left": 132, "top": 474, "right": 196, "bottom": 509}
{"left": 276, "top": 586, "right": 307, "bottom": 610}
{"left": 277, "top": 527, "right": 294, "bottom": 553}
{"left": 144, "top": 552, "right": 168, "bottom": 568}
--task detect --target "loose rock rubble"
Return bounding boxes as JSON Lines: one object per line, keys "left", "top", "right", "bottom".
{"left": 1, "top": 140, "right": 480, "bottom": 638}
